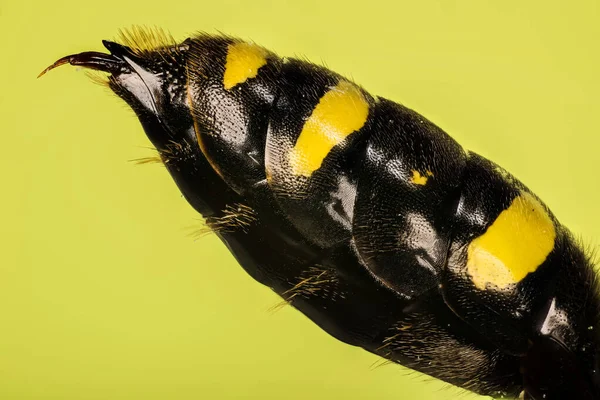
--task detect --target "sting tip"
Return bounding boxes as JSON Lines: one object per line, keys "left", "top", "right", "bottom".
{"left": 38, "top": 56, "right": 71, "bottom": 78}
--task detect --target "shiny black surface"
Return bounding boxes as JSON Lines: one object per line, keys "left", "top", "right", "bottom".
{"left": 40, "top": 33, "right": 600, "bottom": 399}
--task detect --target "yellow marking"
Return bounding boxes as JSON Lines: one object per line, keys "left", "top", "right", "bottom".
{"left": 467, "top": 191, "right": 556, "bottom": 290}
{"left": 411, "top": 170, "right": 430, "bottom": 185}
{"left": 289, "top": 80, "right": 369, "bottom": 176}
{"left": 223, "top": 42, "right": 269, "bottom": 90}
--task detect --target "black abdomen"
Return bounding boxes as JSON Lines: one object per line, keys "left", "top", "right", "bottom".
{"left": 185, "top": 35, "right": 564, "bottom": 359}
{"left": 45, "top": 29, "right": 600, "bottom": 398}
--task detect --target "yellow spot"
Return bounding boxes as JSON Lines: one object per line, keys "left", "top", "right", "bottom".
{"left": 467, "top": 191, "right": 556, "bottom": 290}
{"left": 289, "top": 81, "right": 369, "bottom": 176}
{"left": 411, "top": 170, "right": 430, "bottom": 185}
{"left": 223, "top": 42, "right": 268, "bottom": 90}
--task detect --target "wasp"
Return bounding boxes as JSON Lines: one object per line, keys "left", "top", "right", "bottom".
{"left": 39, "top": 28, "right": 600, "bottom": 399}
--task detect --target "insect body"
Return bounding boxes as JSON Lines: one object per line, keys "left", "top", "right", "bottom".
{"left": 40, "top": 29, "right": 600, "bottom": 399}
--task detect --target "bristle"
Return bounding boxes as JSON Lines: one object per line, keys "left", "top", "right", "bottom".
{"left": 378, "top": 317, "right": 500, "bottom": 391}
{"left": 376, "top": 333, "right": 400, "bottom": 352}
{"left": 369, "top": 356, "right": 394, "bottom": 370}
{"left": 189, "top": 203, "right": 257, "bottom": 240}
{"left": 266, "top": 299, "right": 291, "bottom": 314}
{"left": 84, "top": 70, "right": 110, "bottom": 87}
{"left": 130, "top": 156, "right": 163, "bottom": 165}
{"left": 282, "top": 266, "right": 342, "bottom": 303}
{"left": 187, "top": 224, "right": 214, "bottom": 240}
{"left": 116, "top": 25, "right": 177, "bottom": 55}
{"left": 578, "top": 234, "right": 600, "bottom": 269}
{"left": 206, "top": 204, "right": 257, "bottom": 233}
{"left": 128, "top": 146, "right": 164, "bottom": 166}
{"left": 128, "top": 141, "right": 192, "bottom": 168}
{"left": 161, "top": 140, "right": 193, "bottom": 165}
{"left": 268, "top": 266, "right": 342, "bottom": 312}
{"left": 377, "top": 324, "right": 413, "bottom": 352}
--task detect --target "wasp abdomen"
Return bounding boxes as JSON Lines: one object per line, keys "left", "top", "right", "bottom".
{"left": 351, "top": 98, "right": 467, "bottom": 298}
{"left": 186, "top": 37, "right": 282, "bottom": 194}
{"left": 443, "top": 153, "right": 561, "bottom": 353}
{"left": 264, "top": 60, "right": 374, "bottom": 248}
{"left": 188, "top": 36, "right": 470, "bottom": 299}
{"left": 187, "top": 36, "right": 578, "bottom": 356}
{"left": 42, "top": 30, "right": 600, "bottom": 399}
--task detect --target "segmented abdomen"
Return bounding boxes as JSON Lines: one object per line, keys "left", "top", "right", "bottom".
{"left": 186, "top": 35, "right": 562, "bottom": 355}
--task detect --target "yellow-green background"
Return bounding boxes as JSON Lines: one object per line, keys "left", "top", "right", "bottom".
{"left": 2, "top": 1, "right": 599, "bottom": 399}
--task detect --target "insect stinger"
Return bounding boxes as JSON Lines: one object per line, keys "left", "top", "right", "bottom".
{"left": 38, "top": 41, "right": 132, "bottom": 78}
